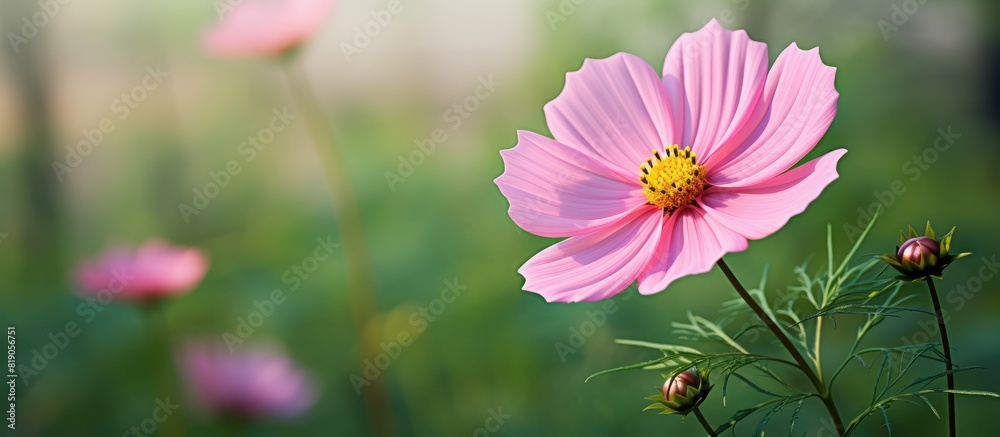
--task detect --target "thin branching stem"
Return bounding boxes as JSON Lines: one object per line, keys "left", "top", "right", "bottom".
{"left": 925, "top": 277, "right": 956, "bottom": 437}
{"left": 717, "top": 259, "right": 844, "bottom": 435}
{"left": 282, "top": 61, "right": 396, "bottom": 437}
{"left": 692, "top": 406, "right": 717, "bottom": 436}
{"left": 814, "top": 316, "right": 825, "bottom": 384}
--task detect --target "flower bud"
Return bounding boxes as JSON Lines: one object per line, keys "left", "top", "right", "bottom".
{"left": 644, "top": 368, "right": 711, "bottom": 415}
{"left": 897, "top": 236, "right": 939, "bottom": 266}
{"left": 880, "top": 222, "right": 969, "bottom": 280}
{"left": 663, "top": 371, "right": 700, "bottom": 400}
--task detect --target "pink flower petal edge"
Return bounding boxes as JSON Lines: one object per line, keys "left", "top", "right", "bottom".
{"left": 704, "top": 43, "right": 839, "bottom": 187}
{"left": 637, "top": 207, "right": 749, "bottom": 295}
{"left": 74, "top": 239, "right": 209, "bottom": 301}
{"left": 203, "top": 0, "right": 335, "bottom": 58}
{"left": 519, "top": 209, "right": 662, "bottom": 303}
{"left": 543, "top": 53, "right": 678, "bottom": 180}
{"left": 661, "top": 20, "right": 769, "bottom": 163}
{"left": 495, "top": 130, "right": 647, "bottom": 238}
{"left": 702, "top": 149, "right": 847, "bottom": 240}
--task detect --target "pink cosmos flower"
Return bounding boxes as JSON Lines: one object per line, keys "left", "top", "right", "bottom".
{"left": 75, "top": 239, "right": 209, "bottom": 302}
{"left": 203, "top": 0, "right": 335, "bottom": 58}
{"left": 495, "top": 20, "right": 845, "bottom": 302}
{"left": 180, "top": 342, "right": 317, "bottom": 420}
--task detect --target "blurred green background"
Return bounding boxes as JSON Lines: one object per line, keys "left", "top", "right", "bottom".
{"left": 2, "top": 0, "right": 1000, "bottom": 435}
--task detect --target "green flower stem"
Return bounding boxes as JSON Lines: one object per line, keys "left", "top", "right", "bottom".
{"left": 281, "top": 62, "right": 396, "bottom": 437}
{"left": 716, "top": 259, "right": 844, "bottom": 435}
{"left": 692, "top": 406, "right": 717, "bottom": 436}
{"left": 814, "top": 316, "right": 825, "bottom": 384}
{"left": 142, "top": 304, "right": 186, "bottom": 437}
{"left": 925, "top": 277, "right": 956, "bottom": 437}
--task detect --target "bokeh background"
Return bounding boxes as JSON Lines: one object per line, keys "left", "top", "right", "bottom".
{"left": 2, "top": 0, "right": 1000, "bottom": 435}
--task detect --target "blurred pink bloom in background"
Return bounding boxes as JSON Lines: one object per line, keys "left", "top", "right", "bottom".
{"left": 75, "top": 239, "right": 209, "bottom": 302}
{"left": 180, "top": 342, "right": 317, "bottom": 420}
{"left": 496, "top": 19, "right": 844, "bottom": 302}
{"left": 203, "top": 0, "right": 335, "bottom": 58}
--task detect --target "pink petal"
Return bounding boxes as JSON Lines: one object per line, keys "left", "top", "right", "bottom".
{"left": 142, "top": 247, "right": 210, "bottom": 298}
{"left": 701, "top": 149, "right": 846, "bottom": 240}
{"left": 495, "top": 131, "right": 647, "bottom": 238}
{"left": 520, "top": 208, "right": 662, "bottom": 303}
{"left": 706, "top": 43, "right": 839, "bottom": 187}
{"left": 661, "top": 19, "right": 769, "bottom": 164}
{"left": 543, "top": 53, "right": 677, "bottom": 178}
{"left": 74, "top": 240, "right": 209, "bottom": 301}
{"left": 638, "top": 207, "right": 748, "bottom": 295}
{"left": 203, "top": 0, "right": 334, "bottom": 58}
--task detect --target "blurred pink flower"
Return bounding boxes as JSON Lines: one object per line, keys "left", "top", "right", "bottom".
{"left": 75, "top": 239, "right": 209, "bottom": 302}
{"left": 495, "top": 19, "right": 845, "bottom": 302}
{"left": 180, "top": 342, "right": 316, "bottom": 420}
{"left": 203, "top": 0, "right": 335, "bottom": 58}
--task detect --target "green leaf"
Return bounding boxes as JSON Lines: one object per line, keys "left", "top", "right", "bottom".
{"left": 728, "top": 372, "right": 783, "bottom": 399}
{"left": 879, "top": 405, "right": 893, "bottom": 437}
{"left": 643, "top": 403, "right": 669, "bottom": 411}
{"left": 712, "top": 394, "right": 813, "bottom": 435}
{"left": 915, "top": 394, "right": 940, "bottom": 419}
{"left": 933, "top": 389, "right": 1000, "bottom": 398}
{"left": 788, "top": 398, "right": 805, "bottom": 437}
{"left": 585, "top": 355, "right": 678, "bottom": 382}
{"left": 612, "top": 339, "right": 703, "bottom": 355}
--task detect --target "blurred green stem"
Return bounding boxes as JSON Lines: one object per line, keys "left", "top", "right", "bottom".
{"left": 222, "top": 417, "right": 250, "bottom": 437}
{"left": 925, "top": 277, "right": 956, "bottom": 437}
{"left": 142, "top": 304, "right": 186, "bottom": 437}
{"left": 3, "top": 4, "right": 67, "bottom": 292}
{"left": 692, "top": 406, "right": 716, "bottom": 436}
{"left": 716, "top": 259, "right": 844, "bottom": 435}
{"left": 281, "top": 60, "right": 396, "bottom": 437}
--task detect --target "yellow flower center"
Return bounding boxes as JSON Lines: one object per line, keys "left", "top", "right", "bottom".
{"left": 639, "top": 145, "right": 707, "bottom": 212}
